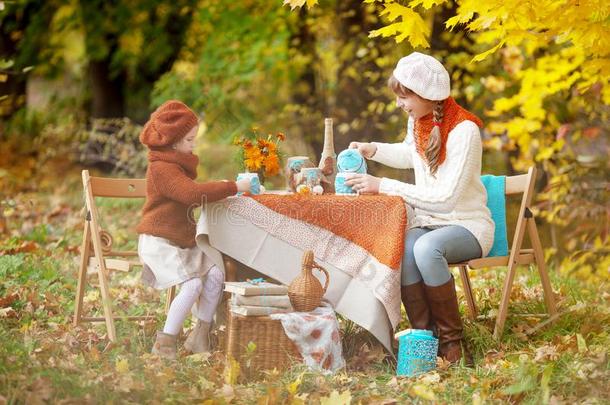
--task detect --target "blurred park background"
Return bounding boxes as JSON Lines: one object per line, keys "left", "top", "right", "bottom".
{"left": 0, "top": 1, "right": 609, "bottom": 403}
{"left": 2, "top": 0, "right": 607, "bottom": 281}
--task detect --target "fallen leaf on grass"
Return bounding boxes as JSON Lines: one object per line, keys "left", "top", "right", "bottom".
{"left": 385, "top": 376, "right": 399, "bottom": 388}
{"left": 214, "top": 384, "right": 235, "bottom": 403}
{"left": 368, "top": 399, "right": 397, "bottom": 405}
{"left": 409, "top": 383, "right": 436, "bottom": 401}
{"left": 25, "top": 377, "right": 53, "bottom": 405}
{"left": 0, "top": 307, "right": 17, "bottom": 318}
{"left": 115, "top": 357, "right": 129, "bottom": 374}
{"left": 46, "top": 204, "right": 72, "bottom": 220}
{"left": 286, "top": 373, "right": 303, "bottom": 395}
{"left": 0, "top": 240, "right": 39, "bottom": 256}
{"left": 0, "top": 292, "right": 19, "bottom": 308}
{"left": 534, "top": 344, "right": 560, "bottom": 362}
{"left": 187, "top": 352, "right": 212, "bottom": 363}
{"left": 483, "top": 350, "right": 505, "bottom": 364}
{"left": 347, "top": 343, "right": 386, "bottom": 371}
{"left": 436, "top": 356, "right": 452, "bottom": 371}
{"left": 418, "top": 371, "right": 441, "bottom": 385}
{"left": 320, "top": 390, "right": 352, "bottom": 405}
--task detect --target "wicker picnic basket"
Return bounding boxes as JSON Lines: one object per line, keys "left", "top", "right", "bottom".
{"left": 225, "top": 310, "right": 301, "bottom": 379}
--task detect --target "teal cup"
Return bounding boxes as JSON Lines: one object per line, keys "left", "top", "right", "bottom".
{"left": 335, "top": 172, "right": 355, "bottom": 194}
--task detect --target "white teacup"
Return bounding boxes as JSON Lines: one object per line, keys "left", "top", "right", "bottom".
{"left": 300, "top": 167, "right": 323, "bottom": 188}
{"left": 236, "top": 172, "right": 261, "bottom": 195}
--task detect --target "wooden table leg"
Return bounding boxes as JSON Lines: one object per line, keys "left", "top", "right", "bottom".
{"left": 223, "top": 254, "right": 238, "bottom": 282}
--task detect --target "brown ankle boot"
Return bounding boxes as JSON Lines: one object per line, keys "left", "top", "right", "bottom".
{"left": 184, "top": 320, "right": 211, "bottom": 354}
{"left": 401, "top": 281, "right": 434, "bottom": 331}
{"left": 424, "top": 277, "right": 471, "bottom": 365}
{"left": 151, "top": 331, "right": 177, "bottom": 360}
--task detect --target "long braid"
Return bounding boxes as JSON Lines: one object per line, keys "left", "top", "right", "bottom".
{"left": 425, "top": 100, "right": 445, "bottom": 176}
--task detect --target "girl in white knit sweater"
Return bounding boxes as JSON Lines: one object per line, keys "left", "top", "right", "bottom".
{"left": 346, "top": 52, "right": 494, "bottom": 365}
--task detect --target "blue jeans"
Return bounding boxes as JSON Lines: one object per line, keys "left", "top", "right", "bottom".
{"left": 402, "top": 225, "right": 482, "bottom": 287}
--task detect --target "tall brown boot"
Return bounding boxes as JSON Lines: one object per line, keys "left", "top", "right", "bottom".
{"left": 401, "top": 281, "right": 433, "bottom": 331}
{"left": 424, "top": 277, "right": 471, "bottom": 365}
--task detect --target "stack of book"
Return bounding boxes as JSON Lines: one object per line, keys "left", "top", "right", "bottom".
{"left": 224, "top": 281, "right": 293, "bottom": 316}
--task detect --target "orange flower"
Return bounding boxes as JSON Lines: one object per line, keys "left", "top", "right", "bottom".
{"left": 257, "top": 138, "right": 277, "bottom": 154}
{"left": 244, "top": 147, "right": 264, "bottom": 171}
{"left": 235, "top": 126, "right": 285, "bottom": 177}
{"left": 263, "top": 153, "right": 280, "bottom": 176}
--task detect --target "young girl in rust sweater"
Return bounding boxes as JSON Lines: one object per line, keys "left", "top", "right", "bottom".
{"left": 136, "top": 100, "right": 250, "bottom": 359}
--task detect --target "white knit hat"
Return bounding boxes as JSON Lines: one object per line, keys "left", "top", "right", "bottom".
{"left": 392, "top": 52, "right": 450, "bottom": 101}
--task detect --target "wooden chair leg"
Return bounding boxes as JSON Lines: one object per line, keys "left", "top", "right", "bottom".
{"left": 458, "top": 265, "right": 478, "bottom": 320}
{"left": 165, "top": 286, "right": 176, "bottom": 315}
{"left": 527, "top": 217, "right": 557, "bottom": 316}
{"left": 74, "top": 221, "right": 91, "bottom": 326}
{"left": 494, "top": 260, "right": 519, "bottom": 340}
{"left": 96, "top": 265, "right": 117, "bottom": 341}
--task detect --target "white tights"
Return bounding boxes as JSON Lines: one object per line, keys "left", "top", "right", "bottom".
{"left": 162, "top": 265, "right": 224, "bottom": 335}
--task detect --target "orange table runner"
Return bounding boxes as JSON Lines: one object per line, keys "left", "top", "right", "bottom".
{"left": 250, "top": 194, "right": 407, "bottom": 270}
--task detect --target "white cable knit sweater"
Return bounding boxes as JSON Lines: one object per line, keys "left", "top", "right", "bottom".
{"left": 371, "top": 117, "right": 495, "bottom": 257}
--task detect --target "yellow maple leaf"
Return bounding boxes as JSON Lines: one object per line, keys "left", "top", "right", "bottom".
{"left": 115, "top": 357, "right": 129, "bottom": 374}
{"left": 471, "top": 40, "right": 506, "bottom": 63}
{"left": 285, "top": 373, "right": 303, "bottom": 395}
{"left": 409, "top": 383, "right": 436, "bottom": 400}
{"left": 369, "top": 4, "right": 430, "bottom": 48}
{"left": 283, "top": 0, "right": 318, "bottom": 10}
{"left": 409, "top": 0, "right": 448, "bottom": 10}
{"left": 320, "top": 390, "right": 352, "bottom": 405}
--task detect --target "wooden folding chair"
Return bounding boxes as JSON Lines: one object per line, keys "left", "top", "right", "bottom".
{"left": 452, "top": 166, "right": 558, "bottom": 340}
{"left": 73, "top": 170, "right": 176, "bottom": 342}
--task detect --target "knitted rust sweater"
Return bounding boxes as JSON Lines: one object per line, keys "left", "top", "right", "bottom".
{"left": 136, "top": 149, "right": 237, "bottom": 248}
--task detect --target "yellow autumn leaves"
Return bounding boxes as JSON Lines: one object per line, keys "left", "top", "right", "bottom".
{"left": 234, "top": 128, "right": 286, "bottom": 177}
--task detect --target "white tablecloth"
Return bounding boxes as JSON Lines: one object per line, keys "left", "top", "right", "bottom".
{"left": 195, "top": 198, "right": 399, "bottom": 352}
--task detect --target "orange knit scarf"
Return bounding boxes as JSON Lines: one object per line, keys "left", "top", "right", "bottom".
{"left": 148, "top": 149, "right": 199, "bottom": 179}
{"left": 414, "top": 97, "right": 483, "bottom": 166}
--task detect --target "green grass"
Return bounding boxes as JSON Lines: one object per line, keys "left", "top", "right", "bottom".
{"left": 0, "top": 171, "right": 608, "bottom": 404}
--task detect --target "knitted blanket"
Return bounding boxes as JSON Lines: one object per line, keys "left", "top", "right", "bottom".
{"left": 250, "top": 194, "right": 407, "bottom": 270}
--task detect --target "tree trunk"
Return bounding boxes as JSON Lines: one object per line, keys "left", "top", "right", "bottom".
{"left": 87, "top": 59, "right": 125, "bottom": 119}
{"left": 0, "top": 1, "right": 47, "bottom": 120}
{"left": 0, "top": 30, "right": 26, "bottom": 120}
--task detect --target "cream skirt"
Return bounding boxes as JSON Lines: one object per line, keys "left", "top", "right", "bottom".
{"left": 138, "top": 234, "right": 214, "bottom": 290}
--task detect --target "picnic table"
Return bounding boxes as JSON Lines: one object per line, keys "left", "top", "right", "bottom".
{"left": 195, "top": 192, "right": 411, "bottom": 352}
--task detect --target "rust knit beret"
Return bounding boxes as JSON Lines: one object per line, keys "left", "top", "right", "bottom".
{"left": 139, "top": 100, "right": 199, "bottom": 148}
